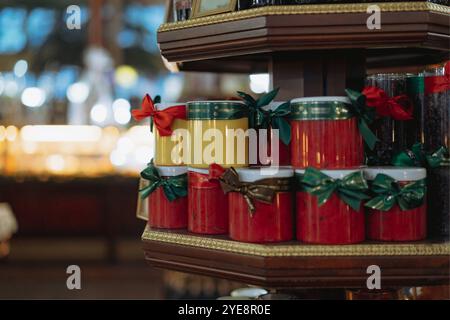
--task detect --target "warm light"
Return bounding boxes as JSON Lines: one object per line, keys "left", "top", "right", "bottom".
{"left": 14, "top": 60, "right": 28, "bottom": 77}
{"left": 6, "top": 126, "right": 18, "bottom": 141}
{"left": 134, "top": 146, "right": 152, "bottom": 164}
{"left": 22, "top": 141, "right": 38, "bottom": 154}
{"left": 113, "top": 99, "right": 131, "bottom": 125}
{"left": 90, "top": 103, "right": 108, "bottom": 124}
{"left": 46, "top": 154, "right": 65, "bottom": 172}
{"left": 249, "top": 73, "right": 270, "bottom": 94}
{"left": 114, "top": 65, "right": 138, "bottom": 88}
{"left": 0, "top": 126, "right": 5, "bottom": 141}
{"left": 67, "top": 82, "right": 90, "bottom": 103}
{"left": 21, "top": 87, "right": 46, "bottom": 108}
{"left": 117, "top": 136, "right": 134, "bottom": 154}
{"left": 20, "top": 126, "right": 102, "bottom": 142}
{"left": 110, "top": 149, "right": 127, "bottom": 166}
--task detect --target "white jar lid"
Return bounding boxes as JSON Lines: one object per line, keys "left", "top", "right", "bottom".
{"left": 156, "top": 166, "right": 187, "bottom": 176}
{"left": 294, "top": 168, "right": 361, "bottom": 179}
{"left": 230, "top": 287, "right": 268, "bottom": 298}
{"left": 155, "top": 103, "right": 185, "bottom": 111}
{"left": 363, "top": 167, "right": 426, "bottom": 181}
{"left": 236, "top": 167, "right": 293, "bottom": 182}
{"left": 187, "top": 167, "right": 209, "bottom": 175}
{"left": 291, "top": 96, "right": 351, "bottom": 104}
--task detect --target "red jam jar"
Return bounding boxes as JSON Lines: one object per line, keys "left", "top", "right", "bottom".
{"left": 290, "top": 97, "right": 364, "bottom": 169}
{"left": 187, "top": 167, "right": 228, "bottom": 234}
{"left": 253, "top": 102, "right": 290, "bottom": 166}
{"left": 295, "top": 168, "right": 366, "bottom": 244}
{"left": 228, "top": 167, "right": 294, "bottom": 243}
{"left": 148, "top": 166, "right": 188, "bottom": 229}
{"left": 364, "top": 167, "right": 427, "bottom": 241}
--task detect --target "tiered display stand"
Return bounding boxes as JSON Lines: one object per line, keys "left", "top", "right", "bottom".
{"left": 143, "top": 2, "right": 450, "bottom": 294}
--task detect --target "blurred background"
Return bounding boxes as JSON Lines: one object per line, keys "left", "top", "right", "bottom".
{"left": 0, "top": 0, "right": 260, "bottom": 299}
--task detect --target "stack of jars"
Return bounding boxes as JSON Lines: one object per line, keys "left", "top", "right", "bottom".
{"left": 136, "top": 93, "right": 429, "bottom": 245}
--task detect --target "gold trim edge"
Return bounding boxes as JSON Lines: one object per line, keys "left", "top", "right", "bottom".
{"left": 159, "top": 3, "right": 450, "bottom": 32}
{"left": 142, "top": 229, "right": 450, "bottom": 257}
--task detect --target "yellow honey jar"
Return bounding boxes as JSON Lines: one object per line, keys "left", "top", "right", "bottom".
{"left": 153, "top": 103, "right": 188, "bottom": 166}
{"left": 187, "top": 101, "right": 249, "bottom": 168}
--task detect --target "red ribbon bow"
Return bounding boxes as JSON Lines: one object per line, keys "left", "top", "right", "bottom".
{"left": 425, "top": 62, "right": 449, "bottom": 94}
{"left": 131, "top": 94, "right": 186, "bottom": 136}
{"left": 362, "top": 86, "right": 413, "bottom": 120}
{"left": 189, "top": 164, "right": 226, "bottom": 189}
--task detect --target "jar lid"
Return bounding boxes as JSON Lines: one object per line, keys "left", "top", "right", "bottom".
{"left": 290, "top": 96, "right": 353, "bottom": 120}
{"left": 230, "top": 287, "right": 268, "bottom": 298}
{"left": 156, "top": 166, "right": 187, "bottom": 177}
{"left": 236, "top": 167, "right": 293, "bottom": 182}
{"left": 186, "top": 101, "right": 247, "bottom": 120}
{"left": 291, "top": 96, "right": 351, "bottom": 104}
{"left": 294, "top": 168, "right": 361, "bottom": 179}
{"left": 363, "top": 167, "right": 426, "bottom": 181}
{"left": 155, "top": 103, "right": 185, "bottom": 111}
{"left": 187, "top": 167, "right": 209, "bottom": 175}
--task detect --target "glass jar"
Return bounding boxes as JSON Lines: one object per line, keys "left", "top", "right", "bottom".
{"left": 423, "top": 63, "right": 449, "bottom": 153}
{"left": 364, "top": 167, "right": 427, "bottom": 241}
{"left": 295, "top": 168, "right": 366, "bottom": 244}
{"left": 173, "top": 0, "right": 192, "bottom": 22}
{"left": 365, "top": 73, "right": 417, "bottom": 165}
{"left": 290, "top": 97, "right": 363, "bottom": 169}
{"left": 147, "top": 166, "right": 188, "bottom": 229}
{"left": 187, "top": 101, "right": 248, "bottom": 168}
{"left": 228, "top": 168, "right": 294, "bottom": 243}
{"left": 154, "top": 103, "right": 187, "bottom": 166}
{"left": 187, "top": 167, "right": 228, "bottom": 234}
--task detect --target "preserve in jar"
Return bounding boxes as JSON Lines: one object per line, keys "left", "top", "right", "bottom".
{"left": 225, "top": 167, "right": 294, "bottom": 243}
{"left": 154, "top": 103, "right": 188, "bottom": 166}
{"left": 295, "top": 168, "right": 368, "bottom": 244}
{"left": 290, "top": 97, "right": 364, "bottom": 169}
{"left": 140, "top": 165, "right": 188, "bottom": 229}
{"left": 364, "top": 167, "right": 427, "bottom": 241}
{"left": 187, "top": 101, "right": 248, "bottom": 168}
{"left": 187, "top": 167, "right": 228, "bottom": 235}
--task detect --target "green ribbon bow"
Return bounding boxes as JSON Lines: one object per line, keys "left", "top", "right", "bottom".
{"left": 237, "top": 88, "right": 292, "bottom": 145}
{"left": 139, "top": 162, "right": 187, "bottom": 202}
{"left": 300, "top": 167, "right": 370, "bottom": 211}
{"left": 392, "top": 143, "right": 449, "bottom": 168}
{"left": 345, "top": 88, "right": 379, "bottom": 150}
{"left": 365, "top": 174, "right": 426, "bottom": 211}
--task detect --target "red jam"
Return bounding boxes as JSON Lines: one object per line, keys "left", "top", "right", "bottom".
{"left": 291, "top": 118, "right": 363, "bottom": 169}
{"left": 296, "top": 191, "right": 365, "bottom": 244}
{"left": 229, "top": 191, "right": 293, "bottom": 243}
{"left": 254, "top": 127, "right": 290, "bottom": 166}
{"left": 367, "top": 204, "right": 427, "bottom": 241}
{"left": 148, "top": 186, "right": 188, "bottom": 229}
{"left": 188, "top": 169, "right": 228, "bottom": 234}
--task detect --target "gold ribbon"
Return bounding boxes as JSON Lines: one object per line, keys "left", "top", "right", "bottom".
{"left": 218, "top": 167, "right": 291, "bottom": 215}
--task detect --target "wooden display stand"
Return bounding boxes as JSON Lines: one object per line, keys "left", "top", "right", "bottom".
{"left": 143, "top": 2, "right": 450, "bottom": 298}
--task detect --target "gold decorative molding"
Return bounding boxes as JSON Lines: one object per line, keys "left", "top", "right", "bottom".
{"left": 142, "top": 228, "right": 450, "bottom": 257}
{"left": 158, "top": 2, "right": 450, "bottom": 32}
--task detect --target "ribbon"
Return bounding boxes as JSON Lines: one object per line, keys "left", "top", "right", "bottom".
{"left": 345, "top": 89, "right": 379, "bottom": 150}
{"left": 132, "top": 94, "right": 186, "bottom": 136}
{"left": 365, "top": 174, "right": 426, "bottom": 211}
{"left": 218, "top": 167, "right": 291, "bottom": 214}
{"left": 299, "top": 167, "right": 370, "bottom": 211}
{"left": 139, "top": 162, "right": 187, "bottom": 202}
{"left": 189, "top": 164, "right": 226, "bottom": 189}
{"left": 425, "top": 62, "right": 449, "bottom": 94}
{"left": 392, "top": 143, "right": 449, "bottom": 168}
{"left": 237, "top": 88, "right": 291, "bottom": 145}
{"left": 361, "top": 86, "right": 414, "bottom": 120}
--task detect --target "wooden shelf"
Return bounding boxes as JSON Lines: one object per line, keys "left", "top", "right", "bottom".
{"left": 158, "top": 2, "right": 450, "bottom": 74}
{"left": 142, "top": 227, "right": 450, "bottom": 289}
